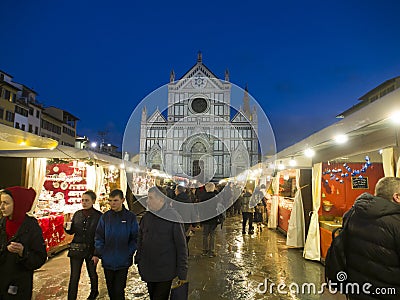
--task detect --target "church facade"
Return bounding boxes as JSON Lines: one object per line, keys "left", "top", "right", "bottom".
{"left": 139, "top": 53, "right": 259, "bottom": 183}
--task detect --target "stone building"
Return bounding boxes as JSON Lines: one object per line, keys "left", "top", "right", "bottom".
{"left": 139, "top": 53, "right": 259, "bottom": 183}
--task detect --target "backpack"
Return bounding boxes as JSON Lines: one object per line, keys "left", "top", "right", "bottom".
{"left": 325, "top": 208, "right": 355, "bottom": 286}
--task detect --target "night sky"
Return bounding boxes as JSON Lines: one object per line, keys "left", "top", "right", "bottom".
{"left": 1, "top": 0, "right": 400, "bottom": 152}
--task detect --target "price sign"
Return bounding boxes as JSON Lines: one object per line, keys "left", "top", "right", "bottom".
{"left": 351, "top": 177, "right": 369, "bottom": 189}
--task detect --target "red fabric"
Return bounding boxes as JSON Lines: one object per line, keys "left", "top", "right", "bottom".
{"left": 4, "top": 186, "right": 36, "bottom": 240}
{"left": 38, "top": 214, "right": 65, "bottom": 251}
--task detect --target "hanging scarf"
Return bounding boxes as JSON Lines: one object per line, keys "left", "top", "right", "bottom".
{"left": 4, "top": 187, "right": 36, "bottom": 241}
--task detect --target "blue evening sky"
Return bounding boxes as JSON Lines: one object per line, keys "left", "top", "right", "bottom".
{"left": 1, "top": 0, "right": 400, "bottom": 152}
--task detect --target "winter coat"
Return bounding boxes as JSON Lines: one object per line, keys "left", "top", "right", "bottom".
{"left": 135, "top": 204, "right": 188, "bottom": 282}
{"left": 0, "top": 216, "right": 47, "bottom": 300}
{"left": 345, "top": 193, "right": 400, "bottom": 300}
{"left": 198, "top": 191, "right": 220, "bottom": 225}
{"left": 65, "top": 207, "right": 102, "bottom": 258}
{"left": 95, "top": 206, "right": 138, "bottom": 270}
{"left": 173, "top": 192, "right": 197, "bottom": 229}
{"left": 241, "top": 192, "right": 255, "bottom": 213}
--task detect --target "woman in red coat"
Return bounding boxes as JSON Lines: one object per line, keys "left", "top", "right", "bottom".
{"left": 0, "top": 186, "right": 47, "bottom": 299}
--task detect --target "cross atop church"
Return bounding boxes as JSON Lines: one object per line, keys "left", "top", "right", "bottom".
{"left": 197, "top": 51, "right": 202, "bottom": 63}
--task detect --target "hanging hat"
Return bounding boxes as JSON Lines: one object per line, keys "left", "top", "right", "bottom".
{"left": 4, "top": 186, "right": 36, "bottom": 221}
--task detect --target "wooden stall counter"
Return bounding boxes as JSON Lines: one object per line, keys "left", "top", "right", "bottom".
{"left": 319, "top": 219, "right": 342, "bottom": 262}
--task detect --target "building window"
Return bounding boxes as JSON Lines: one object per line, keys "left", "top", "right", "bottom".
{"left": 63, "top": 126, "right": 75, "bottom": 137}
{"left": 214, "top": 127, "right": 224, "bottom": 138}
{"left": 41, "top": 119, "right": 61, "bottom": 134}
{"left": 21, "top": 124, "right": 25, "bottom": 131}
{"left": 15, "top": 106, "right": 28, "bottom": 117}
{"left": 215, "top": 155, "right": 223, "bottom": 175}
{"left": 173, "top": 128, "right": 184, "bottom": 138}
{"left": 245, "top": 140, "right": 252, "bottom": 151}
{"left": 64, "top": 117, "right": 75, "bottom": 128}
{"left": 174, "top": 104, "right": 184, "bottom": 116}
{"left": 146, "top": 140, "right": 155, "bottom": 150}
{"left": 214, "top": 140, "right": 223, "bottom": 151}
{"left": 35, "top": 126, "right": 39, "bottom": 135}
{"left": 29, "top": 107, "right": 34, "bottom": 115}
{"left": 0, "top": 107, "right": 4, "bottom": 119}
{"left": 29, "top": 124, "right": 33, "bottom": 133}
{"left": 15, "top": 122, "right": 20, "bottom": 129}
{"left": 5, "top": 111, "right": 14, "bottom": 122}
{"left": 173, "top": 140, "right": 180, "bottom": 151}
{"left": 4, "top": 90, "right": 11, "bottom": 101}
{"left": 214, "top": 104, "right": 224, "bottom": 116}
{"left": 36, "top": 110, "right": 40, "bottom": 118}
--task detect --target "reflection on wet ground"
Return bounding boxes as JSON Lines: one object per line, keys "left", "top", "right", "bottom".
{"left": 33, "top": 215, "right": 345, "bottom": 299}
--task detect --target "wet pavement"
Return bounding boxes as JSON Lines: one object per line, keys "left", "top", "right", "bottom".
{"left": 33, "top": 215, "right": 345, "bottom": 299}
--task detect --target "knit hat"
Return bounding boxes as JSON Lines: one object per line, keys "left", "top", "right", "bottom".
{"left": 5, "top": 186, "right": 36, "bottom": 221}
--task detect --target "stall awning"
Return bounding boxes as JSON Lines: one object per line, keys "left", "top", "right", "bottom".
{"left": 268, "top": 87, "right": 400, "bottom": 166}
{"left": 0, "top": 124, "right": 58, "bottom": 150}
{"left": 0, "top": 145, "right": 124, "bottom": 166}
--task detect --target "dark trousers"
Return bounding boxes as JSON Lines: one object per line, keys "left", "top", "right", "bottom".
{"left": 147, "top": 280, "right": 173, "bottom": 300}
{"left": 242, "top": 212, "right": 253, "bottom": 232}
{"left": 202, "top": 223, "right": 217, "bottom": 253}
{"left": 68, "top": 257, "right": 98, "bottom": 300}
{"left": 103, "top": 268, "right": 129, "bottom": 300}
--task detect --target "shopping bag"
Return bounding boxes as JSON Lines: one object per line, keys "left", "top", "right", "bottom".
{"left": 170, "top": 281, "right": 189, "bottom": 300}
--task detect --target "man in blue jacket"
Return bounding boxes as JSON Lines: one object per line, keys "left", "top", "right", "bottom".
{"left": 135, "top": 186, "right": 188, "bottom": 300}
{"left": 93, "top": 189, "right": 138, "bottom": 300}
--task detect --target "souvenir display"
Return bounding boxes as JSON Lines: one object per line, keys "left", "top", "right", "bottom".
{"left": 36, "top": 160, "right": 122, "bottom": 254}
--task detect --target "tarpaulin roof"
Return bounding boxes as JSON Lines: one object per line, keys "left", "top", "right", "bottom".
{"left": 0, "top": 123, "right": 58, "bottom": 150}
{"left": 0, "top": 145, "right": 124, "bottom": 166}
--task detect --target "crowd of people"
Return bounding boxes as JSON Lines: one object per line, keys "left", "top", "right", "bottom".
{"left": 0, "top": 181, "right": 268, "bottom": 300}
{"left": 2, "top": 177, "right": 399, "bottom": 299}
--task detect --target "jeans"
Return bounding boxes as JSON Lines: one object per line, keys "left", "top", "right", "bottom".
{"left": 147, "top": 280, "right": 172, "bottom": 300}
{"left": 68, "top": 257, "right": 98, "bottom": 300}
{"left": 103, "top": 268, "right": 129, "bottom": 300}
{"left": 242, "top": 212, "right": 253, "bottom": 232}
{"left": 202, "top": 223, "right": 217, "bottom": 253}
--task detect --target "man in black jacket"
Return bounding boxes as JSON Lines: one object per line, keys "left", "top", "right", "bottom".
{"left": 344, "top": 177, "right": 400, "bottom": 300}
{"left": 135, "top": 186, "right": 188, "bottom": 300}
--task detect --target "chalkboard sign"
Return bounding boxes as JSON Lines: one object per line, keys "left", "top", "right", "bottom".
{"left": 352, "top": 177, "right": 369, "bottom": 189}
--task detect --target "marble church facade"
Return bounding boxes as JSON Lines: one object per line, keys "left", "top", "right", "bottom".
{"left": 139, "top": 53, "right": 259, "bottom": 182}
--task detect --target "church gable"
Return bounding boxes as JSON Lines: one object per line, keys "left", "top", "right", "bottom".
{"left": 177, "top": 69, "right": 223, "bottom": 91}
{"left": 171, "top": 52, "right": 225, "bottom": 91}
{"left": 147, "top": 109, "right": 167, "bottom": 124}
{"left": 231, "top": 110, "right": 249, "bottom": 123}
{"left": 180, "top": 63, "right": 218, "bottom": 81}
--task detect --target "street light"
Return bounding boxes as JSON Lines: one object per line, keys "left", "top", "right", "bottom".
{"left": 391, "top": 111, "right": 400, "bottom": 146}
{"left": 304, "top": 148, "right": 315, "bottom": 158}
{"left": 390, "top": 111, "right": 400, "bottom": 125}
{"left": 334, "top": 134, "right": 348, "bottom": 144}
{"left": 91, "top": 142, "right": 97, "bottom": 148}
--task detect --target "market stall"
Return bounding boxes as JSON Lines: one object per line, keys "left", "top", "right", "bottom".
{"left": 318, "top": 159, "right": 384, "bottom": 260}
{"left": 266, "top": 81, "right": 400, "bottom": 262}
{"left": 0, "top": 145, "right": 126, "bottom": 255}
